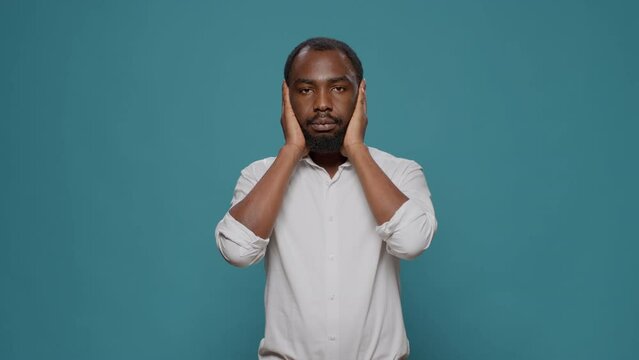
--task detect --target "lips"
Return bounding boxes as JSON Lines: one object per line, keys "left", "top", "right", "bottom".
{"left": 310, "top": 122, "right": 337, "bottom": 132}
{"left": 308, "top": 115, "right": 339, "bottom": 132}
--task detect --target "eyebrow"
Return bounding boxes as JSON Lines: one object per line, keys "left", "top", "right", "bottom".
{"left": 294, "top": 76, "right": 351, "bottom": 85}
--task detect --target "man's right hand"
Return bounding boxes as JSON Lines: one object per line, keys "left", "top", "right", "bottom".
{"left": 228, "top": 81, "right": 308, "bottom": 239}
{"left": 281, "top": 81, "right": 308, "bottom": 158}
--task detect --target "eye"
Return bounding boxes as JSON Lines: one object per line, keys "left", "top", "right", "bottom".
{"left": 299, "top": 88, "right": 313, "bottom": 95}
{"left": 332, "top": 86, "right": 346, "bottom": 93}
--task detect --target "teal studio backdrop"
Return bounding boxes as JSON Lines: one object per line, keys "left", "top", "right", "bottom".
{"left": 1, "top": 0, "right": 637, "bottom": 359}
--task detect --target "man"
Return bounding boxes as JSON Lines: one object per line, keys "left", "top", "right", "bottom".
{"left": 215, "top": 37, "right": 437, "bottom": 359}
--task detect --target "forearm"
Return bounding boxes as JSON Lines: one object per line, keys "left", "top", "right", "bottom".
{"left": 229, "top": 145, "right": 303, "bottom": 238}
{"left": 345, "top": 144, "right": 408, "bottom": 225}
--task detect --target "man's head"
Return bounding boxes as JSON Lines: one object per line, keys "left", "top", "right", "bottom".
{"left": 284, "top": 37, "right": 364, "bottom": 154}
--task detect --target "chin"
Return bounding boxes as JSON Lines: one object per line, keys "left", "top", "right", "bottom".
{"left": 303, "top": 128, "right": 346, "bottom": 154}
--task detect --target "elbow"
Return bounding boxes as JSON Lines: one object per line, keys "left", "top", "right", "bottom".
{"left": 386, "top": 214, "right": 438, "bottom": 260}
{"left": 214, "top": 214, "right": 269, "bottom": 268}
{"left": 226, "top": 258, "right": 255, "bottom": 269}
{"left": 385, "top": 235, "right": 431, "bottom": 260}
{"left": 215, "top": 228, "right": 267, "bottom": 268}
{"left": 217, "top": 244, "right": 255, "bottom": 268}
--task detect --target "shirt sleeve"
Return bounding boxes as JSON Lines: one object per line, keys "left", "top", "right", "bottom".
{"left": 215, "top": 163, "right": 271, "bottom": 268}
{"left": 375, "top": 161, "right": 438, "bottom": 260}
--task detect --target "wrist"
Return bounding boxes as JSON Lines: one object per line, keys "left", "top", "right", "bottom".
{"left": 281, "top": 143, "right": 307, "bottom": 160}
{"left": 342, "top": 142, "right": 368, "bottom": 158}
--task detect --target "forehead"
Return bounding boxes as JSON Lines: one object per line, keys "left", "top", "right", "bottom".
{"left": 290, "top": 48, "right": 356, "bottom": 82}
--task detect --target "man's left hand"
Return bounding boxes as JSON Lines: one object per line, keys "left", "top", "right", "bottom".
{"left": 341, "top": 79, "right": 367, "bottom": 157}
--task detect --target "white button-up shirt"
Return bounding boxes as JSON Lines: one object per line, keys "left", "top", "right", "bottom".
{"left": 215, "top": 147, "right": 437, "bottom": 359}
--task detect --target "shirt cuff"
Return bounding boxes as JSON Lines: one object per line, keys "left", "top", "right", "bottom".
{"left": 216, "top": 212, "right": 270, "bottom": 267}
{"left": 375, "top": 199, "right": 417, "bottom": 240}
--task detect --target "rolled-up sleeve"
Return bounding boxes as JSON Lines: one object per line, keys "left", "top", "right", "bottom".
{"left": 215, "top": 162, "right": 271, "bottom": 268}
{"left": 376, "top": 161, "right": 438, "bottom": 260}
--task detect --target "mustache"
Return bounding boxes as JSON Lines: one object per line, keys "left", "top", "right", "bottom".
{"left": 305, "top": 113, "right": 343, "bottom": 126}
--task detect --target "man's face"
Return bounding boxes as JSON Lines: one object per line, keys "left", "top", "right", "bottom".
{"left": 288, "top": 48, "right": 359, "bottom": 154}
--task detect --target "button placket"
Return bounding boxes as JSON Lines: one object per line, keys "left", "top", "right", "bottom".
{"left": 325, "top": 181, "right": 340, "bottom": 357}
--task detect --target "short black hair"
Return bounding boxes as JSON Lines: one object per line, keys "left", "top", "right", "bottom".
{"left": 284, "top": 37, "right": 364, "bottom": 85}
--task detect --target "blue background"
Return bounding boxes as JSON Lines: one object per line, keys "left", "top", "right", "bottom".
{"left": 2, "top": 0, "right": 637, "bottom": 359}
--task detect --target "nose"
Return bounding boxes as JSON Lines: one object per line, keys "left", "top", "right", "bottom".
{"left": 313, "top": 88, "right": 332, "bottom": 112}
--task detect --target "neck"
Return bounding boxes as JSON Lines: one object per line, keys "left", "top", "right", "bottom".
{"left": 309, "top": 151, "right": 347, "bottom": 177}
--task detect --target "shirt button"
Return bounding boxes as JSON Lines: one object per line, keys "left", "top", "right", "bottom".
{"left": 329, "top": 254, "right": 335, "bottom": 261}
{"left": 329, "top": 335, "right": 336, "bottom": 341}
{"left": 328, "top": 216, "right": 333, "bottom": 222}
{"left": 329, "top": 294, "right": 335, "bottom": 300}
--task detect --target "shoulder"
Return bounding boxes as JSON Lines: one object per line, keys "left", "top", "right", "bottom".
{"left": 368, "top": 147, "right": 430, "bottom": 189}
{"left": 239, "top": 156, "right": 277, "bottom": 184}
{"left": 368, "top": 146, "right": 422, "bottom": 173}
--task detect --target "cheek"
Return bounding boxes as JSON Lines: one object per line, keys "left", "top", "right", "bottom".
{"left": 291, "top": 106, "right": 306, "bottom": 124}
{"left": 290, "top": 97, "right": 308, "bottom": 117}
{"left": 338, "top": 97, "right": 357, "bottom": 119}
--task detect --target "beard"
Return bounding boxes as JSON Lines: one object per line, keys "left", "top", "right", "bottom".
{"left": 301, "top": 114, "right": 346, "bottom": 154}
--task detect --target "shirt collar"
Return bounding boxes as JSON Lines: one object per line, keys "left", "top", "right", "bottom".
{"left": 301, "top": 155, "right": 352, "bottom": 169}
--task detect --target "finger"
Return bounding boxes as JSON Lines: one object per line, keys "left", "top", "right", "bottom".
{"left": 282, "top": 81, "right": 294, "bottom": 114}
{"left": 281, "top": 80, "right": 286, "bottom": 112}
{"left": 360, "top": 79, "right": 367, "bottom": 115}
{"left": 353, "top": 79, "right": 366, "bottom": 117}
